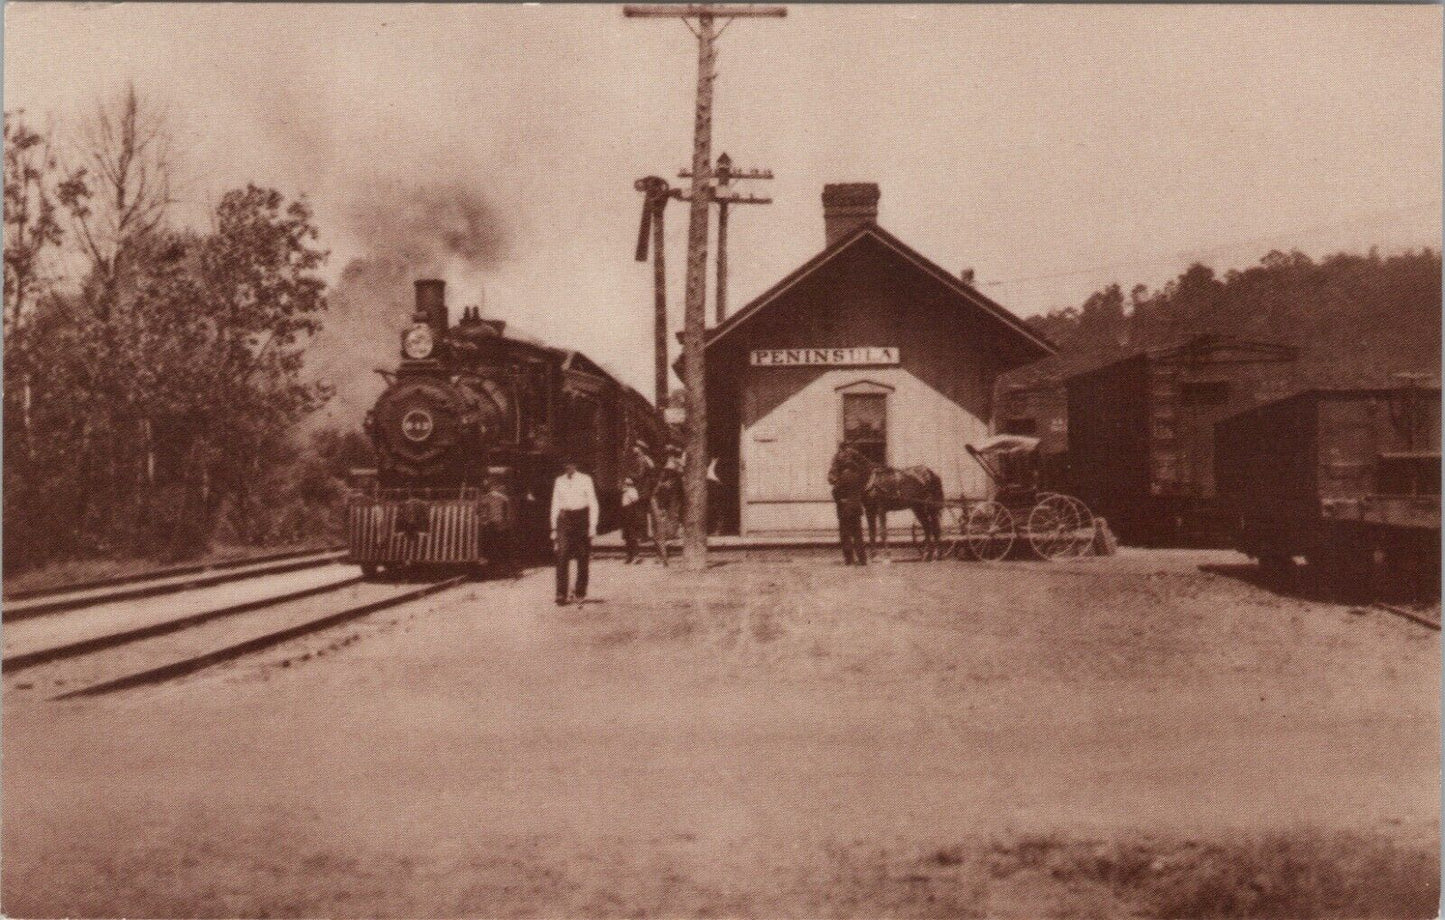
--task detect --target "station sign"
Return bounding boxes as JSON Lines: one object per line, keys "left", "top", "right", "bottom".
{"left": 750, "top": 347, "right": 900, "bottom": 367}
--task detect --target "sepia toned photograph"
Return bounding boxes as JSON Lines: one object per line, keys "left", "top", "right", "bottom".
{"left": 2, "top": 3, "right": 1441, "bottom": 917}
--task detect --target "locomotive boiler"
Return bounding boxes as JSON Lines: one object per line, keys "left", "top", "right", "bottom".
{"left": 347, "top": 279, "right": 670, "bottom": 576}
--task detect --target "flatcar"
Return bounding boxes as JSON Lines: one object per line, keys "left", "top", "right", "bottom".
{"left": 346, "top": 279, "right": 671, "bottom": 576}
{"left": 1214, "top": 384, "right": 1440, "bottom": 593}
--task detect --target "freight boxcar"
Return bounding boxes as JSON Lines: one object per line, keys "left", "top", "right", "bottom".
{"left": 1065, "top": 334, "right": 1297, "bottom": 543}
{"left": 1214, "top": 385, "right": 1440, "bottom": 592}
{"left": 995, "top": 379, "right": 1072, "bottom": 492}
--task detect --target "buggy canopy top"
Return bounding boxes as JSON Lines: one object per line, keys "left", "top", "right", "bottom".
{"left": 968, "top": 434, "right": 1041, "bottom": 457}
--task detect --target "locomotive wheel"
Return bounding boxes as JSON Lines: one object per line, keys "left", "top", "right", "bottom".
{"left": 1028, "top": 495, "right": 1086, "bottom": 561}
{"left": 965, "top": 501, "right": 1015, "bottom": 562}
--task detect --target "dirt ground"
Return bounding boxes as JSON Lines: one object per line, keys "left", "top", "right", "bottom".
{"left": 3, "top": 549, "right": 1439, "bottom": 918}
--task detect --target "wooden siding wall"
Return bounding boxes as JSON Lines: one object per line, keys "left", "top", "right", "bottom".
{"left": 740, "top": 368, "right": 990, "bottom": 533}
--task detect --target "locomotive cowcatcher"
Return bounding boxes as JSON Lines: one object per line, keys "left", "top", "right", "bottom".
{"left": 346, "top": 279, "right": 671, "bottom": 577}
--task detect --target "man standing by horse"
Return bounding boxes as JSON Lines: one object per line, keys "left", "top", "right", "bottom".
{"left": 828, "top": 441, "right": 870, "bottom": 566}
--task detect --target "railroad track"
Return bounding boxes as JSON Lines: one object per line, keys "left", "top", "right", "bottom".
{"left": 4, "top": 573, "right": 465, "bottom": 700}
{"left": 2, "top": 544, "right": 347, "bottom": 602}
{"left": 1370, "top": 602, "right": 1442, "bottom": 631}
{"left": 3, "top": 549, "right": 349, "bottom": 622}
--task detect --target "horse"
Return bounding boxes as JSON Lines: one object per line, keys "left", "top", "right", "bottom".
{"left": 861, "top": 462, "right": 945, "bottom": 560}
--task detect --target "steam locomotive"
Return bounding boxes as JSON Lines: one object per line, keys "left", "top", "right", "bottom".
{"left": 346, "top": 279, "right": 671, "bottom": 576}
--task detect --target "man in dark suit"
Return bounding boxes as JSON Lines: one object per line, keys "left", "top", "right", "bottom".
{"left": 828, "top": 442, "right": 870, "bottom": 566}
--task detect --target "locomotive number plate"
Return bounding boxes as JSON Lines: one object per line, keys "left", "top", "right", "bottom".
{"left": 402, "top": 409, "right": 435, "bottom": 442}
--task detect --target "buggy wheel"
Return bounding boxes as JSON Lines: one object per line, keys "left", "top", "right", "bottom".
{"left": 965, "top": 501, "right": 1015, "bottom": 562}
{"left": 943, "top": 503, "right": 968, "bottom": 560}
{"left": 1028, "top": 495, "right": 1084, "bottom": 560}
{"left": 1055, "top": 495, "right": 1096, "bottom": 558}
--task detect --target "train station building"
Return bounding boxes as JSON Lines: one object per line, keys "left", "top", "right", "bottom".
{"left": 702, "top": 183, "right": 1055, "bottom": 536}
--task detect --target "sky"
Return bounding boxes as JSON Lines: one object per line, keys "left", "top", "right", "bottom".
{"left": 5, "top": 3, "right": 1441, "bottom": 424}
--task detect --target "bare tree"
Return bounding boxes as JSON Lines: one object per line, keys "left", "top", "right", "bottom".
{"left": 70, "top": 82, "right": 175, "bottom": 319}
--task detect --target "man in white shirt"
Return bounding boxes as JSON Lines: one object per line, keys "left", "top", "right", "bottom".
{"left": 550, "top": 459, "right": 599, "bottom": 604}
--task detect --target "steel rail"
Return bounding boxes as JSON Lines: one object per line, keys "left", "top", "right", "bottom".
{"left": 3, "top": 545, "right": 346, "bottom": 602}
{"left": 4, "top": 552, "right": 348, "bottom": 622}
{"left": 4, "top": 575, "right": 364, "bottom": 673}
{"left": 51, "top": 575, "right": 467, "bottom": 700}
{"left": 1371, "top": 602, "right": 1442, "bottom": 631}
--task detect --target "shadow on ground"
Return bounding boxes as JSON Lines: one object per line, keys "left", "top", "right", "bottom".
{"left": 1201, "top": 560, "right": 1440, "bottom": 608}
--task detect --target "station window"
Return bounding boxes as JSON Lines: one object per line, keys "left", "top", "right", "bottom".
{"left": 843, "top": 392, "right": 887, "bottom": 464}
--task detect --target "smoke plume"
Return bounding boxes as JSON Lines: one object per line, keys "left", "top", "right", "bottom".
{"left": 345, "top": 178, "right": 511, "bottom": 274}
{"left": 302, "top": 180, "right": 512, "bottom": 433}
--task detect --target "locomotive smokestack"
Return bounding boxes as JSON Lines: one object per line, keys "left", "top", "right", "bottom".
{"left": 414, "top": 279, "right": 448, "bottom": 336}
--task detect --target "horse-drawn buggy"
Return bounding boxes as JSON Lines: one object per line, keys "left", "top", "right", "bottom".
{"left": 836, "top": 434, "right": 1096, "bottom": 562}
{"left": 953, "top": 435, "right": 1096, "bottom": 561}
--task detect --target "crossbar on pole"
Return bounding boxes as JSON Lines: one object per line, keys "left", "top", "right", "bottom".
{"left": 624, "top": 5, "right": 786, "bottom": 17}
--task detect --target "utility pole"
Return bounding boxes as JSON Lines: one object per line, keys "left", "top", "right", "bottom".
{"left": 624, "top": 3, "right": 785, "bottom": 571}
{"left": 680, "top": 152, "right": 773, "bottom": 325}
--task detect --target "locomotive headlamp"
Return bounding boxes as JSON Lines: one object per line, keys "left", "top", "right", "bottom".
{"left": 402, "top": 323, "right": 435, "bottom": 360}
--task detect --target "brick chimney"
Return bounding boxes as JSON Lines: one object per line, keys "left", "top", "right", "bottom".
{"left": 822, "top": 183, "right": 880, "bottom": 247}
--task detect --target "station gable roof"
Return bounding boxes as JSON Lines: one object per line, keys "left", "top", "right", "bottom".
{"left": 701, "top": 222, "right": 1056, "bottom": 358}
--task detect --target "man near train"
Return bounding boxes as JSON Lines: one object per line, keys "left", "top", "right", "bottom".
{"left": 550, "top": 458, "right": 599, "bottom": 605}
{"left": 620, "top": 476, "right": 646, "bottom": 564}
{"left": 627, "top": 439, "right": 656, "bottom": 486}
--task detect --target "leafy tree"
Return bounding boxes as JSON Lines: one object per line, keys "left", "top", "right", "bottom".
{"left": 3, "top": 111, "right": 87, "bottom": 330}
{"left": 4, "top": 111, "right": 92, "bottom": 566}
{"left": 4, "top": 88, "right": 340, "bottom": 571}
{"left": 2, "top": 181, "right": 331, "bottom": 566}
{"left": 1076, "top": 283, "right": 1126, "bottom": 349}
{"left": 1025, "top": 248, "right": 1441, "bottom": 391}
{"left": 190, "top": 185, "right": 331, "bottom": 543}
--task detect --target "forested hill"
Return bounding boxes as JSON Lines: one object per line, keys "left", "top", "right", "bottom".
{"left": 1017, "top": 248, "right": 1441, "bottom": 389}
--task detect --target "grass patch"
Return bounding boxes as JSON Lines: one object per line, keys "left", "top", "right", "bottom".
{"left": 975, "top": 828, "right": 1439, "bottom": 918}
